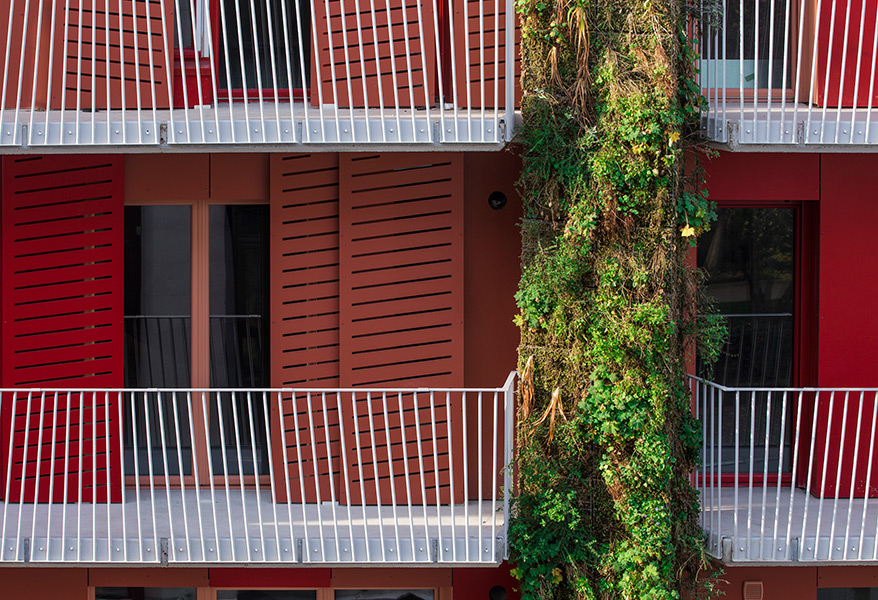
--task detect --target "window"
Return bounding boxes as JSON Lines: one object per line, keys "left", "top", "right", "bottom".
{"left": 123, "top": 198, "right": 270, "bottom": 478}
{"left": 95, "top": 589, "right": 196, "bottom": 600}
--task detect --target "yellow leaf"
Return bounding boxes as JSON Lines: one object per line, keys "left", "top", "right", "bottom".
{"left": 551, "top": 568, "right": 563, "bottom": 584}
{"left": 669, "top": 131, "right": 681, "bottom": 145}
{"left": 681, "top": 225, "right": 696, "bottom": 237}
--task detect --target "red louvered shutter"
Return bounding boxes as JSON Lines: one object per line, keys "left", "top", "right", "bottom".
{"left": 450, "top": 0, "right": 521, "bottom": 109}
{"left": 0, "top": 155, "right": 124, "bottom": 503}
{"left": 50, "top": 0, "right": 174, "bottom": 110}
{"left": 338, "top": 152, "right": 464, "bottom": 504}
{"left": 311, "top": 0, "right": 437, "bottom": 108}
{"left": 270, "top": 153, "right": 342, "bottom": 502}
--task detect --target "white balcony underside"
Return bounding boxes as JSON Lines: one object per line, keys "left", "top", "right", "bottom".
{"left": 702, "top": 101, "right": 878, "bottom": 148}
{"left": 0, "top": 105, "right": 510, "bottom": 151}
{"left": 0, "top": 492, "right": 504, "bottom": 565}
{"left": 702, "top": 485, "right": 878, "bottom": 564}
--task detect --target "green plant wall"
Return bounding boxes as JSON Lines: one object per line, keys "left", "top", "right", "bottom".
{"left": 509, "top": 0, "right": 722, "bottom": 596}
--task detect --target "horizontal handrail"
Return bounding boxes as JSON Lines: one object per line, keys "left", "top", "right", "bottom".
{"left": 0, "top": 373, "right": 516, "bottom": 565}
{"left": 694, "top": 376, "right": 878, "bottom": 563}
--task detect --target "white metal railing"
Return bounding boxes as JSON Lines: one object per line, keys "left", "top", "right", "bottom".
{"left": 0, "top": 0, "right": 516, "bottom": 150}
{"left": 695, "top": 0, "right": 878, "bottom": 146}
{"left": 0, "top": 372, "right": 515, "bottom": 564}
{"left": 694, "top": 376, "right": 878, "bottom": 563}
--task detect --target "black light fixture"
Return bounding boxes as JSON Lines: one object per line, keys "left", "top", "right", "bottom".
{"left": 488, "top": 191, "right": 507, "bottom": 210}
{"left": 488, "top": 585, "right": 507, "bottom": 600}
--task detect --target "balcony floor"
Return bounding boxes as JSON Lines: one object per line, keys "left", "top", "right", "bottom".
{"left": 702, "top": 484, "right": 878, "bottom": 563}
{"left": 0, "top": 489, "right": 505, "bottom": 565}
{"left": 701, "top": 99, "right": 878, "bottom": 147}
{"left": 0, "top": 104, "right": 509, "bottom": 150}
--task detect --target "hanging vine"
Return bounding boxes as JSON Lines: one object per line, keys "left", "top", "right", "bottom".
{"left": 508, "top": 0, "right": 723, "bottom": 596}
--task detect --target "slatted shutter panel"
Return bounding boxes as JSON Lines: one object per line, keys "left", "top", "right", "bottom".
{"left": 451, "top": 0, "right": 521, "bottom": 109}
{"left": 0, "top": 155, "right": 124, "bottom": 503}
{"left": 50, "top": 0, "right": 174, "bottom": 110}
{"left": 270, "top": 153, "right": 342, "bottom": 502}
{"left": 311, "top": 0, "right": 437, "bottom": 108}
{"left": 338, "top": 152, "right": 464, "bottom": 504}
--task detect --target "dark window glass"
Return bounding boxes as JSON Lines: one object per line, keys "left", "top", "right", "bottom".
{"left": 125, "top": 205, "right": 192, "bottom": 388}
{"left": 698, "top": 207, "right": 795, "bottom": 387}
{"left": 124, "top": 206, "right": 194, "bottom": 476}
{"left": 217, "top": 592, "right": 317, "bottom": 600}
{"left": 218, "top": 0, "right": 311, "bottom": 91}
{"left": 209, "top": 205, "right": 270, "bottom": 475}
{"left": 698, "top": 207, "right": 796, "bottom": 475}
{"left": 95, "top": 588, "right": 196, "bottom": 600}
{"left": 818, "top": 589, "right": 878, "bottom": 600}
{"left": 335, "top": 592, "right": 434, "bottom": 600}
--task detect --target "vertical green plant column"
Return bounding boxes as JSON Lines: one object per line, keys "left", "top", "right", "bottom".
{"left": 508, "top": 0, "right": 719, "bottom": 596}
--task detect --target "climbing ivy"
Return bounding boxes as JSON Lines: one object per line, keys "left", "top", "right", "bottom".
{"left": 509, "top": 0, "right": 723, "bottom": 596}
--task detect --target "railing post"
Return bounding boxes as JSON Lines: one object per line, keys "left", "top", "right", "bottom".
{"left": 502, "top": 371, "right": 516, "bottom": 560}
{"left": 504, "top": 0, "right": 515, "bottom": 142}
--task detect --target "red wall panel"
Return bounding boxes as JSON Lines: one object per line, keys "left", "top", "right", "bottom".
{"left": 1, "top": 154, "right": 124, "bottom": 503}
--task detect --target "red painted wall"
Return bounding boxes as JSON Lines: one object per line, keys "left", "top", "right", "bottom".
{"left": 717, "top": 566, "right": 818, "bottom": 600}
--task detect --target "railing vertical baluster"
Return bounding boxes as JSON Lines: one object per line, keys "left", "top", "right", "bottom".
{"left": 815, "top": 391, "right": 836, "bottom": 559}
{"left": 305, "top": 391, "right": 326, "bottom": 561}
{"left": 778, "top": 0, "right": 792, "bottom": 142}
{"left": 183, "top": 0, "right": 208, "bottom": 141}
{"left": 306, "top": 0, "right": 328, "bottom": 139}
{"left": 716, "top": 385, "right": 723, "bottom": 556}
{"left": 477, "top": 0, "right": 485, "bottom": 140}
{"left": 843, "top": 391, "right": 865, "bottom": 559}
{"left": 104, "top": 392, "right": 112, "bottom": 560}
{"left": 245, "top": 392, "right": 266, "bottom": 561}
{"left": 156, "top": 392, "right": 176, "bottom": 560}
{"left": 828, "top": 392, "right": 851, "bottom": 558}
{"left": 320, "top": 392, "right": 341, "bottom": 561}
{"left": 832, "top": 0, "right": 855, "bottom": 143}
{"left": 183, "top": 391, "right": 206, "bottom": 562}
{"left": 0, "top": 0, "right": 16, "bottom": 138}
{"left": 214, "top": 391, "right": 236, "bottom": 560}
{"left": 336, "top": 392, "right": 356, "bottom": 560}
{"left": 818, "top": 0, "right": 840, "bottom": 143}
{"left": 0, "top": 392, "right": 16, "bottom": 557}
{"left": 733, "top": 388, "right": 739, "bottom": 556}
{"left": 395, "top": 0, "right": 419, "bottom": 136}
{"left": 785, "top": 390, "right": 804, "bottom": 559}
{"left": 277, "top": 392, "right": 298, "bottom": 561}
{"left": 244, "top": 0, "right": 268, "bottom": 136}
{"left": 772, "top": 391, "right": 788, "bottom": 557}
{"left": 261, "top": 0, "right": 282, "bottom": 141}
{"left": 290, "top": 391, "right": 312, "bottom": 559}
{"left": 365, "top": 392, "right": 386, "bottom": 561}
{"left": 503, "top": 0, "right": 513, "bottom": 141}
{"left": 277, "top": 0, "right": 301, "bottom": 140}
{"left": 380, "top": 392, "right": 401, "bottom": 557}
{"left": 445, "top": 0, "right": 460, "bottom": 141}
{"left": 142, "top": 392, "right": 159, "bottom": 561}
{"left": 862, "top": 392, "right": 878, "bottom": 560}
{"left": 411, "top": 391, "right": 430, "bottom": 561}
{"left": 707, "top": 384, "right": 715, "bottom": 552}
{"left": 760, "top": 391, "right": 772, "bottom": 559}
{"left": 492, "top": 0, "right": 499, "bottom": 141}
{"left": 397, "top": 392, "right": 415, "bottom": 560}
{"left": 350, "top": 391, "right": 372, "bottom": 561}
{"left": 229, "top": 391, "right": 253, "bottom": 561}
{"left": 45, "top": 393, "right": 60, "bottom": 562}
{"left": 445, "top": 391, "right": 455, "bottom": 563}
{"left": 462, "top": 390, "right": 469, "bottom": 561}
{"left": 130, "top": 393, "right": 144, "bottom": 561}
{"left": 118, "top": 392, "right": 128, "bottom": 562}
{"left": 751, "top": 0, "right": 759, "bottom": 136}
{"left": 232, "top": 0, "right": 255, "bottom": 142}
{"left": 26, "top": 0, "right": 46, "bottom": 146}
{"left": 411, "top": 0, "right": 433, "bottom": 136}
{"left": 132, "top": 0, "right": 146, "bottom": 143}
{"left": 260, "top": 391, "right": 280, "bottom": 562}
{"left": 13, "top": 0, "right": 33, "bottom": 143}
{"left": 380, "top": 0, "right": 403, "bottom": 136}
{"left": 430, "top": 391, "right": 443, "bottom": 560}
{"left": 14, "top": 392, "right": 33, "bottom": 561}
{"left": 92, "top": 391, "right": 98, "bottom": 559}
{"left": 748, "top": 387, "right": 757, "bottom": 560}
{"left": 491, "top": 389, "right": 499, "bottom": 561}
{"left": 802, "top": 391, "right": 821, "bottom": 558}
{"left": 171, "top": 392, "right": 193, "bottom": 562}
{"left": 216, "top": 0, "right": 239, "bottom": 141}
{"left": 864, "top": 3, "right": 878, "bottom": 141}
{"left": 848, "top": 0, "right": 868, "bottom": 142}
{"left": 29, "top": 392, "right": 47, "bottom": 558}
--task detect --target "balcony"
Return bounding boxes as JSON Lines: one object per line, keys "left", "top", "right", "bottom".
{"left": 694, "top": 376, "right": 878, "bottom": 563}
{"left": 0, "top": 373, "right": 514, "bottom": 565}
{"left": 695, "top": 0, "right": 878, "bottom": 147}
{"left": 0, "top": 0, "right": 517, "bottom": 151}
